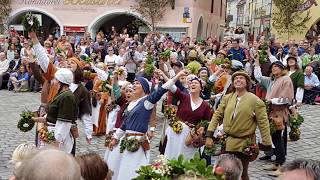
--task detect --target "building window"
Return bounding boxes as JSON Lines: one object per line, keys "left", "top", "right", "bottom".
{"left": 220, "top": 0, "right": 223, "bottom": 17}
{"left": 211, "top": 0, "right": 214, "bottom": 13}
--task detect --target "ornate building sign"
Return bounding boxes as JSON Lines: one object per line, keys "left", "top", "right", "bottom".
{"left": 20, "top": 0, "right": 120, "bottom": 5}
{"left": 296, "top": 0, "right": 318, "bottom": 11}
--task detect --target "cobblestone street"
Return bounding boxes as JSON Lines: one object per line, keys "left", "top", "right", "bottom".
{"left": 0, "top": 90, "right": 319, "bottom": 180}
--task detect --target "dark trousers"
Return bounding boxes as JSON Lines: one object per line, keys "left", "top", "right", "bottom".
{"left": 272, "top": 129, "right": 286, "bottom": 165}
{"left": 229, "top": 152, "right": 250, "bottom": 180}
{"left": 304, "top": 87, "right": 320, "bottom": 103}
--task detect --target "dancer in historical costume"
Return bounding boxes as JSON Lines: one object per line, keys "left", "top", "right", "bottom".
{"left": 254, "top": 60, "right": 294, "bottom": 177}
{"left": 205, "top": 71, "right": 272, "bottom": 180}
{"left": 162, "top": 70, "right": 212, "bottom": 160}
{"left": 108, "top": 71, "right": 167, "bottom": 180}
{"left": 33, "top": 68, "right": 77, "bottom": 154}
{"left": 90, "top": 62, "right": 110, "bottom": 136}
{"left": 104, "top": 73, "right": 133, "bottom": 180}
{"left": 28, "top": 31, "right": 92, "bottom": 146}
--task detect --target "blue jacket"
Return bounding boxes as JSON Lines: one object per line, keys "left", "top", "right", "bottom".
{"left": 227, "top": 48, "right": 245, "bottom": 62}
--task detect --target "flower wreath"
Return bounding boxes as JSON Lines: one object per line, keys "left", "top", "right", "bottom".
{"left": 120, "top": 137, "right": 142, "bottom": 153}
{"left": 38, "top": 127, "right": 55, "bottom": 143}
{"left": 21, "top": 12, "right": 41, "bottom": 32}
{"left": 17, "top": 110, "right": 35, "bottom": 132}
{"left": 164, "top": 105, "right": 183, "bottom": 134}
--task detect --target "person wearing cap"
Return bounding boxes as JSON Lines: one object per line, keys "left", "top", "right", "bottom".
{"left": 32, "top": 68, "right": 77, "bottom": 154}
{"left": 103, "top": 74, "right": 135, "bottom": 180}
{"left": 205, "top": 70, "right": 272, "bottom": 180}
{"left": 254, "top": 58, "right": 294, "bottom": 177}
{"left": 287, "top": 56, "right": 304, "bottom": 106}
{"left": 108, "top": 70, "right": 168, "bottom": 180}
{"left": 28, "top": 31, "right": 93, "bottom": 144}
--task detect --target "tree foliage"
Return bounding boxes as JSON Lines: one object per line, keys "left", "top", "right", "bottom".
{"left": 131, "top": 0, "right": 169, "bottom": 31}
{"left": 272, "top": 0, "right": 311, "bottom": 40}
{"left": 0, "top": 0, "right": 11, "bottom": 34}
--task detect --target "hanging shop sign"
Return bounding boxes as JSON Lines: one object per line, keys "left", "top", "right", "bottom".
{"left": 296, "top": 0, "right": 318, "bottom": 11}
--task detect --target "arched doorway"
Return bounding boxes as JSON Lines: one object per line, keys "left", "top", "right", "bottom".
{"left": 196, "top": 16, "right": 204, "bottom": 39}
{"left": 306, "top": 19, "right": 320, "bottom": 41}
{"left": 9, "top": 7, "right": 63, "bottom": 39}
{"left": 88, "top": 10, "right": 150, "bottom": 40}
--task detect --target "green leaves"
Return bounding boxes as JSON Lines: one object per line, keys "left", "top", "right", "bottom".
{"left": 17, "top": 110, "right": 35, "bottom": 132}
{"left": 144, "top": 52, "right": 155, "bottom": 77}
{"left": 135, "top": 153, "right": 222, "bottom": 179}
{"left": 272, "top": 0, "right": 311, "bottom": 39}
{"left": 186, "top": 61, "right": 201, "bottom": 75}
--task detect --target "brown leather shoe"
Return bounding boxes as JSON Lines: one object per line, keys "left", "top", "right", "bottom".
{"left": 268, "top": 169, "right": 283, "bottom": 177}
{"left": 263, "top": 164, "right": 279, "bottom": 171}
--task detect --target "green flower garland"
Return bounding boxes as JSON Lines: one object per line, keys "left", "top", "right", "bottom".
{"left": 21, "top": 12, "right": 41, "bottom": 32}
{"left": 17, "top": 110, "right": 35, "bottom": 132}
{"left": 120, "top": 137, "right": 141, "bottom": 153}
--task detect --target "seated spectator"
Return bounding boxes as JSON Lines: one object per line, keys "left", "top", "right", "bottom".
{"left": 280, "top": 159, "right": 320, "bottom": 180}
{"left": 0, "top": 52, "right": 9, "bottom": 89}
{"left": 213, "top": 154, "right": 243, "bottom": 180}
{"left": 76, "top": 152, "right": 112, "bottom": 180}
{"left": 303, "top": 65, "right": 320, "bottom": 104}
{"left": 14, "top": 149, "right": 81, "bottom": 180}
{"left": 9, "top": 65, "right": 29, "bottom": 92}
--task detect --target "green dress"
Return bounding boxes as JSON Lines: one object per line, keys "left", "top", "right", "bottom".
{"left": 289, "top": 70, "right": 304, "bottom": 95}
{"left": 47, "top": 90, "right": 77, "bottom": 124}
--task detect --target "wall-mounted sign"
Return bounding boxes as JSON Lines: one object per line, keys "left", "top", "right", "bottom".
{"left": 20, "top": 0, "right": 120, "bottom": 6}
{"left": 183, "top": 18, "right": 192, "bottom": 23}
{"left": 64, "top": 26, "right": 86, "bottom": 32}
{"left": 296, "top": 0, "right": 318, "bottom": 11}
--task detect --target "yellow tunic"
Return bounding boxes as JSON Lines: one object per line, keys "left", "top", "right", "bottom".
{"left": 208, "top": 92, "right": 272, "bottom": 152}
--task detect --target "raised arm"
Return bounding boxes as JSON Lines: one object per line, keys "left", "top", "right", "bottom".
{"left": 29, "top": 32, "right": 50, "bottom": 73}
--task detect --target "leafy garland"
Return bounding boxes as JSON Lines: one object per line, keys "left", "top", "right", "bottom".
{"left": 258, "top": 43, "right": 268, "bottom": 64}
{"left": 186, "top": 61, "right": 201, "bottom": 75}
{"left": 120, "top": 137, "right": 141, "bottom": 153}
{"left": 21, "top": 12, "right": 41, "bottom": 32}
{"left": 159, "top": 49, "right": 171, "bottom": 61}
{"left": 187, "top": 120, "right": 209, "bottom": 148}
{"left": 289, "top": 113, "right": 304, "bottom": 141}
{"left": 17, "top": 110, "right": 35, "bottom": 132}
{"left": 38, "top": 127, "right": 55, "bottom": 143}
{"left": 242, "top": 141, "right": 259, "bottom": 162}
{"left": 80, "top": 55, "right": 92, "bottom": 63}
{"left": 144, "top": 52, "right": 155, "bottom": 77}
{"left": 164, "top": 105, "right": 183, "bottom": 134}
{"left": 204, "top": 135, "right": 227, "bottom": 156}
{"left": 134, "top": 153, "right": 224, "bottom": 180}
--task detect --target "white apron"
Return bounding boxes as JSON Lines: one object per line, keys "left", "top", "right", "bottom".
{"left": 116, "top": 130, "right": 150, "bottom": 180}
{"left": 164, "top": 122, "right": 197, "bottom": 160}
{"left": 91, "top": 102, "right": 101, "bottom": 127}
{"left": 104, "top": 134, "right": 123, "bottom": 180}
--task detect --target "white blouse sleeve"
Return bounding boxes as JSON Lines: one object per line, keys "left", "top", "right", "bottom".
{"left": 295, "top": 87, "right": 304, "bottom": 103}
{"left": 54, "top": 120, "right": 72, "bottom": 143}
{"left": 33, "top": 43, "right": 50, "bottom": 73}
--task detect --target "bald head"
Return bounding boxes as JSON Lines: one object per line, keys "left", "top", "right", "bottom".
{"left": 15, "top": 149, "right": 81, "bottom": 180}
